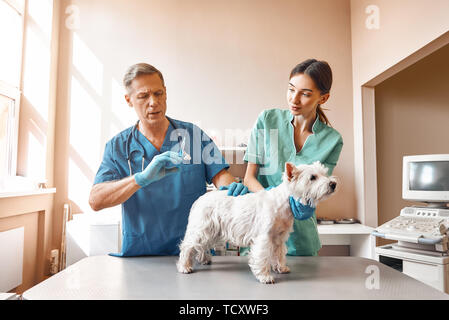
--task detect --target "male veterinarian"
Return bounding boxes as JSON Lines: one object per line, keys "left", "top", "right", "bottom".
{"left": 88, "top": 63, "right": 248, "bottom": 257}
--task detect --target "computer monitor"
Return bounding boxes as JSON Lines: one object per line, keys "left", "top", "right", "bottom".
{"left": 402, "top": 154, "right": 449, "bottom": 207}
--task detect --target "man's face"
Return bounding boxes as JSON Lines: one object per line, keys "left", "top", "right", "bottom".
{"left": 125, "top": 73, "right": 167, "bottom": 127}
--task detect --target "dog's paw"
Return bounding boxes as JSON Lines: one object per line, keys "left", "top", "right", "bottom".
{"left": 273, "top": 265, "right": 290, "bottom": 274}
{"left": 258, "top": 275, "right": 275, "bottom": 284}
{"left": 177, "top": 264, "right": 193, "bottom": 274}
{"left": 200, "top": 259, "right": 212, "bottom": 265}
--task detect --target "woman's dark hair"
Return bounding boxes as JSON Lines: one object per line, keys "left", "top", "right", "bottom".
{"left": 290, "top": 59, "right": 333, "bottom": 125}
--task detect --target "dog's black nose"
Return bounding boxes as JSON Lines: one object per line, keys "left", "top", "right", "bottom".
{"left": 329, "top": 181, "right": 337, "bottom": 191}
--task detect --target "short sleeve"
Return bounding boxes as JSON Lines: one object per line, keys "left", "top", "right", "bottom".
{"left": 199, "top": 128, "right": 230, "bottom": 184}
{"left": 243, "top": 110, "right": 266, "bottom": 164}
{"left": 93, "top": 141, "right": 121, "bottom": 185}
{"left": 323, "top": 138, "right": 343, "bottom": 175}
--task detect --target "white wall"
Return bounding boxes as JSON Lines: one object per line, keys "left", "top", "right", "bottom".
{"left": 54, "top": 0, "right": 356, "bottom": 220}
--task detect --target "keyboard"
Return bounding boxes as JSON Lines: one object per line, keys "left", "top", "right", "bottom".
{"left": 378, "top": 216, "right": 447, "bottom": 237}
{"left": 375, "top": 207, "right": 449, "bottom": 243}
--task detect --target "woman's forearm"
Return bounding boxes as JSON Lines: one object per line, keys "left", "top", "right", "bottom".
{"left": 89, "top": 175, "right": 141, "bottom": 211}
{"left": 243, "top": 175, "right": 264, "bottom": 193}
{"left": 243, "top": 163, "right": 265, "bottom": 193}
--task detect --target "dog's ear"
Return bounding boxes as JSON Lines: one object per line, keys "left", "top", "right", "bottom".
{"left": 285, "top": 162, "right": 300, "bottom": 181}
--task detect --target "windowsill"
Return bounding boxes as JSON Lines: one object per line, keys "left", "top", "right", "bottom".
{"left": 0, "top": 188, "right": 56, "bottom": 199}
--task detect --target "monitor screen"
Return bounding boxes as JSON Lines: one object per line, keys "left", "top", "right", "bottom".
{"left": 409, "top": 161, "right": 449, "bottom": 191}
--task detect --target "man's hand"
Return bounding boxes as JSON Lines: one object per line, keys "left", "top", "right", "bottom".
{"left": 219, "top": 182, "right": 249, "bottom": 197}
{"left": 134, "top": 151, "right": 183, "bottom": 188}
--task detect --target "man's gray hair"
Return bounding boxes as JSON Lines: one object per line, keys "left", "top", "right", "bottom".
{"left": 123, "top": 63, "right": 165, "bottom": 92}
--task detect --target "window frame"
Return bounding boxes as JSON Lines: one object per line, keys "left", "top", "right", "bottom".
{"left": 0, "top": 82, "right": 21, "bottom": 177}
{"left": 0, "top": 0, "right": 25, "bottom": 178}
{"left": 4, "top": 0, "right": 24, "bottom": 16}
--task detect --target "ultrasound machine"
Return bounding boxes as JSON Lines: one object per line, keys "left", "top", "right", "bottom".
{"left": 373, "top": 154, "right": 449, "bottom": 293}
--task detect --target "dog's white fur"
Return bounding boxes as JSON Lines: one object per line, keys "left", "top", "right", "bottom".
{"left": 176, "top": 161, "right": 337, "bottom": 283}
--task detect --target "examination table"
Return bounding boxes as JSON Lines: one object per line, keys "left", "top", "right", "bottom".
{"left": 23, "top": 255, "right": 449, "bottom": 300}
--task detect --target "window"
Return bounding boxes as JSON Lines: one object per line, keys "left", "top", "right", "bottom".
{"left": 0, "top": 0, "right": 24, "bottom": 180}
{"left": 0, "top": 91, "right": 20, "bottom": 177}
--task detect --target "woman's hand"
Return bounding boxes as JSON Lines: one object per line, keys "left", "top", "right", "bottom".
{"left": 289, "top": 197, "right": 316, "bottom": 220}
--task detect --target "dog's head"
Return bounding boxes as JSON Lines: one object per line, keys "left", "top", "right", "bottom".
{"left": 283, "top": 161, "right": 338, "bottom": 207}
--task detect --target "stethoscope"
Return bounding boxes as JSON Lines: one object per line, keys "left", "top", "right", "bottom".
{"left": 126, "top": 117, "right": 183, "bottom": 176}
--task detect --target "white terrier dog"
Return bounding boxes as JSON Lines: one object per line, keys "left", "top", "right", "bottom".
{"left": 176, "top": 161, "right": 337, "bottom": 284}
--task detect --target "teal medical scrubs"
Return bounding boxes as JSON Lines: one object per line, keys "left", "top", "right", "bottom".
{"left": 244, "top": 108, "right": 343, "bottom": 256}
{"left": 93, "top": 117, "right": 229, "bottom": 256}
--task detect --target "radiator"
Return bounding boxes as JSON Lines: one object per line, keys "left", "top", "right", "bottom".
{"left": 0, "top": 227, "right": 24, "bottom": 292}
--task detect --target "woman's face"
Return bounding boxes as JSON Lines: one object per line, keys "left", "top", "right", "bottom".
{"left": 287, "top": 73, "right": 329, "bottom": 118}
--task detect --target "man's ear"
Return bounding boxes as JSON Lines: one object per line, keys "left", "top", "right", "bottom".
{"left": 125, "top": 94, "right": 133, "bottom": 108}
{"left": 285, "top": 162, "right": 300, "bottom": 181}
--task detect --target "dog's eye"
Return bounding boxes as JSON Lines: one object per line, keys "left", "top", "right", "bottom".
{"left": 310, "top": 175, "right": 317, "bottom": 181}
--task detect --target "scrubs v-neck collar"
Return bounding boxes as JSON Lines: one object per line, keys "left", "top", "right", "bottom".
{"left": 134, "top": 120, "right": 175, "bottom": 158}
{"left": 287, "top": 112, "right": 324, "bottom": 154}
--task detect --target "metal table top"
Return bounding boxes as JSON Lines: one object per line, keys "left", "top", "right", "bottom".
{"left": 23, "top": 255, "right": 449, "bottom": 300}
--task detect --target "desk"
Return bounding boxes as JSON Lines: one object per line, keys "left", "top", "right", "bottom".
{"left": 0, "top": 293, "right": 19, "bottom": 300}
{"left": 23, "top": 255, "right": 448, "bottom": 300}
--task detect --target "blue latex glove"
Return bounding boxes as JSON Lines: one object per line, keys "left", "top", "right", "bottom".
{"left": 134, "top": 151, "right": 183, "bottom": 188}
{"left": 289, "top": 196, "right": 316, "bottom": 220}
{"left": 219, "top": 182, "right": 249, "bottom": 197}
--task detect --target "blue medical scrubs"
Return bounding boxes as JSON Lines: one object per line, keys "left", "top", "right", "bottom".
{"left": 93, "top": 117, "right": 229, "bottom": 256}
